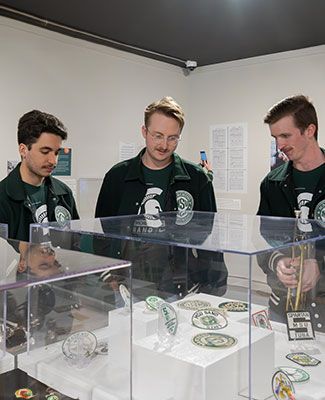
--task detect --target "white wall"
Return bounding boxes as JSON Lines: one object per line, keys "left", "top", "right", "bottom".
{"left": 187, "top": 48, "right": 325, "bottom": 213}
{"left": 1, "top": 16, "right": 325, "bottom": 216}
{"left": 0, "top": 16, "right": 188, "bottom": 182}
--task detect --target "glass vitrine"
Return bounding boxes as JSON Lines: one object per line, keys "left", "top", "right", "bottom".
{"left": 0, "top": 237, "right": 131, "bottom": 400}
{"left": 31, "top": 211, "right": 325, "bottom": 400}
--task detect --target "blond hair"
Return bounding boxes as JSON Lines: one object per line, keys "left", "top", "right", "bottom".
{"left": 144, "top": 96, "right": 185, "bottom": 131}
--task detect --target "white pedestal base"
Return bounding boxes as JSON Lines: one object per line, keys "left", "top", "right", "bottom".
{"left": 0, "top": 351, "right": 14, "bottom": 374}
{"left": 18, "top": 327, "right": 131, "bottom": 400}
{"left": 133, "top": 320, "right": 274, "bottom": 400}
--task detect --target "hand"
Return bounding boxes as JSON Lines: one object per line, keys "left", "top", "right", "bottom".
{"left": 275, "top": 257, "right": 299, "bottom": 288}
{"left": 301, "top": 259, "right": 320, "bottom": 292}
{"left": 201, "top": 160, "right": 213, "bottom": 172}
{"left": 276, "top": 257, "right": 320, "bottom": 292}
{"left": 278, "top": 151, "right": 289, "bottom": 162}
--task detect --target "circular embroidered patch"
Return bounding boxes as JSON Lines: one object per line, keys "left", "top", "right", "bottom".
{"left": 14, "top": 389, "right": 34, "bottom": 399}
{"left": 176, "top": 190, "right": 194, "bottom": 225}
{"left": 54, "top": 205, "right": 71, "bottom": 224}
{"left": 192, "top": 332, "right": 237, "bottom": 349}
{"left": 314, "top": 199, "right": 325, "bottom": 227}
{"left": 177, "top": 299, "right": 211, "bottom": 310}
{"left": 46, "top": 394, "right": 60, "bottom": 400}
{"left": 272, "top": 370, "right": 295, "bottom": 400}
{"left": 218, "top": 301, "right": 248, "bottom": 312}
{"left": 176, "top": 190, "right": 194, "bottom": 211}
{"left": 62, "top": 330, "right": 97, "bottom": 360}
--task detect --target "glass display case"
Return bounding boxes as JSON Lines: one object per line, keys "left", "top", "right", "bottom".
{"left": 0, "top": 236, "right": 131, "bottom": 400}
{"left": 31, "top": 211, "right": 325, "bottom": 400}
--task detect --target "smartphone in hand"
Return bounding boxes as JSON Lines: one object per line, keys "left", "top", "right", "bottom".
{"left": 200, "top": 150, "right": 207, "bottom": 163}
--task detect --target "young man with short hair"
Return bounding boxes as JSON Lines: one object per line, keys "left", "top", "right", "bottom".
{"left": 0, "top": 110, "right": 79, "bottom": 241}
{"left": 258, "top": 94, "right": 325, "bottom": 219}
{"left": 95, "top": 96, "right": 227, "bottom": 296}
{"left": 257, "top": 95, "right": 325, "bottom": 330}
{"left": 95, "top": 96, "right": 216, "bottom": 217}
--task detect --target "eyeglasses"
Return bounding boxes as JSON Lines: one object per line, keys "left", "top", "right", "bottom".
{"left": 146, "top": 127, "right": 181, "bottom": 145}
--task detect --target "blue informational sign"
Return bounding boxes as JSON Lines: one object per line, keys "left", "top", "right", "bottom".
{"left": 53, "top": 148, "right": 72, "bottom": 176}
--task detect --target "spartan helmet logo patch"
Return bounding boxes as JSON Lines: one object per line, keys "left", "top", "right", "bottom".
{"left": 54, "top": 206, "right": 71, "bottom": 224}
{"left": 314, "top": 199, "right": 325, "bottom": 228}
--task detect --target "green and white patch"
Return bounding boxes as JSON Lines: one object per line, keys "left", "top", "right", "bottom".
{"left": 285, "top": 352, "right": 321, "bottom": 367}
{"left": 192, "top": 332, "right": 237, "bottom": 349}
{"left": 218, "top": 301, "right": 248, "bottom": 312}
{"left": 314, "top": 199, "right": 325, "bottom": 227}
{"left": 176, "top": 190, "right": 194, "bottom": 225}
{"left": 192, "top": 308, "right": 227, "bottom": 330}
{"left": 62, "top": 330, "right": 97, "bottom": 360}
{"left": 177, "top": 299, "right": 211, "bottom": 311}
{"left": 54, "top": 205, "right": 71, "bottom": 224}
{"left": 46, "top": 395, "right": 60, "bottom": 400}
{"left": 159, "top": 302, "right": 178, "bottom": 335}
{"left": 278, "top": 366, "right": 310, "bottom": 383}
{"left": 145, "top": 295, "right": 164, "bottom": 311}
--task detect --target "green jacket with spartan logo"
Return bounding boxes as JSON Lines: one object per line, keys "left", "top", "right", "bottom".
{"left": 0, "top": 163, "right": 79, "bottom": 241}
{"left": 95, "top": 149, "right": 216, "bottom": 217}
{"left": 257, "top": 154, "right": 325, "bottom": 332}
{"left": 257, "top": 153, "right": 325, "bottom": 221}
{"left": 95, "top": 149, "right": 228, "bottom": 297}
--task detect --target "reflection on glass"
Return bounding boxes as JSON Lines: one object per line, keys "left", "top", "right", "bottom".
{"left": 18, "top": 242, "right": 62, "bottom": 278}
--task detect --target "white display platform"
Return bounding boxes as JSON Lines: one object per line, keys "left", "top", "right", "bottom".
{"left": 13, "top": 294, "right": 293, "bottom": 400}
{"left": 109, "top": 293, "right": 273, "bottom": 400}
{"left": 0, "top": 351, "right": 15, "bottom": 373}
{"left": 110, "top": 301, "right": 158, "bottom": 340}
{"left": 133, "top": 319, "right": 274, "bottom": 400}
{"left": 110, "top": 293, "right": 268, "bottom": 343}
{"left": 92, "top": 387, "right": 121, "bottom": 400}
{"left": 18, "top": 327, "right": 131, "bottom": 400}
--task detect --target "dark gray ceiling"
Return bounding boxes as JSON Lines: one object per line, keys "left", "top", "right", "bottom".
{"left": 1, "top": 0, "right": 325, "bottom": 68}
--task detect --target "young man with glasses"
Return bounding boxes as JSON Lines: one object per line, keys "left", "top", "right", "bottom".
{"left": 95, "top": 96, "right": 216, "bottom": 217}
{"left": 95, "top": 97, "right": 227, "bottom": 297}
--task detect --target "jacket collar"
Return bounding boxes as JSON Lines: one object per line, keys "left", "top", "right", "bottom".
{"left": 268, "top": 147, "right": 325, "bottom": 182}
{"left": 6, "top": 163, "right": 66, "bottom": 201}
{"left": 125, "top": 148, "right": 190, "bottom": 182}
{"left": 268, "top": 162, "right": 291, "bottom": 182}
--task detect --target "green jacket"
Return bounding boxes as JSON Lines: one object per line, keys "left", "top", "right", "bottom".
{"left": 94, "top": 150, "right": 227, "bottom": 296}
{"left": 0, "top": 164, "right": 79, "bottom": 241}
{"left": 95, "top": 149, "right": 216, "bottom": 217}
{"left": 257, "top": 158, "right": 325, "bottom": 218}
{"left": 257, "top": 157, "right": 325, "bottom": 331}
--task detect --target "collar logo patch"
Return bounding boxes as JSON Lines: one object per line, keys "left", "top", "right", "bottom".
{"left": 314, "top": 199, "right": 325, "bottom": 227}
{"left": 54, "top": 205, "right": 71, "bottom": 224}
{"left": 176, "top": 190, "right": 194, "bottom": 225}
